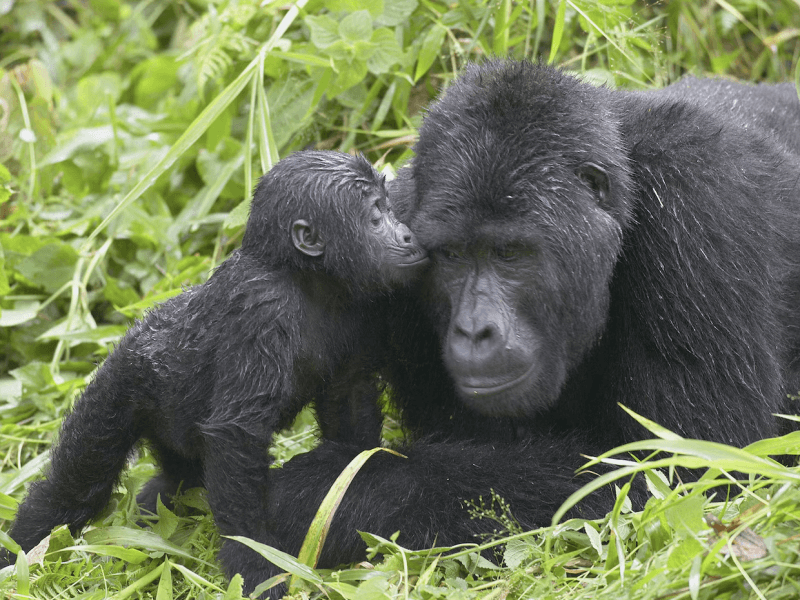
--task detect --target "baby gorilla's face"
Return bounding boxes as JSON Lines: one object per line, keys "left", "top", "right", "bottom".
{"left": 365, "top": 189, "right": 429, "bottom": 284}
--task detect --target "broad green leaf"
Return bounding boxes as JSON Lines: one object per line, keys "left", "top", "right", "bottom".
{"left": 40, "top": 126, "right": 116, "bottom": 165}
{"left": 175, "top": 152, "right": 243, "bottom": 233}
{"left": 664, "top": 494, "right": 706, "bottom": 534}
{"left": 25, "top": 58, "right": 54, "bottom": 104}
{"left": 367, "top": 28, "right": 403, "bottom": 74}
{"left": 2, "top": 452, "right": 49, "bottom": 495}
{"left": 745, "top": 430, "right": 800, "bottom": 456}
{"left": 351, "top": 576, "right": 391, "bottom": 600}
{"left": 0, "top": 233, "right": 51, "bottom": 259}
{"left": 152, "top": 496, "right": 179, "bottom": 541}
{"left": 327, "top": 0, "right": 383, "bottom": 17}
{"left": 103, "top": 278, "right": 141, "bottom": 308}
{"left": 251, "top": 574, "right": 291, "bottom": 599}
{"left": 0, "top": 378, "right": 22, "bottom": 404}
{"left": 375, "top": 0, "right": 417, "bottom": 26}
{"left": 333, "top": 59, "right": 369, "bottom": 95}
{"left": 589, "top": 437, "right": 786, "bottom": 474}
{"left": 0, "top": 528, "right": 20, "bottom": 553}
{"left": 10, "top": 361, "right": 58, "bottom": 395}
{"left": 223, "top": 575, "right": 244, "bottom": 600}
{"left": 0, "top": 300, "right": 40, "bottom": 326}
{"left": 667, "top": 536, "right": 704, "bottom": 569}
{"left": 267, "top": 74, "right": 314, "bottom": 148}
{"left": 59, "top": 544, "right": 149, "bottom": 564}
{"left": 16, "top": 242, "right": 78, "bottom": 293}
{"left": 84, "top": 527, "right": 212, "bottom": 565}
{"left": 503, "top": 538, "right": 530, "bottom": 569}
{"left": 89, "top": 0, "right": 122, "bottom": 21}
{"left": 643, "top": 468, "right": 671, "bottom": 499}
{"left": 115, "top": 289, "right": 184, "bottom": 318}
{"left": 326, "top": 39, "right": 357, "bottom": 61}
{"left": 222, "top": 197, "right": 251, "bottom": 233}
{"left": 133, "top": 56, "right": 180, "bottom": 109}
{"left": 339, "top": 10, "right": 373, "bottom": 44}
{"left": 75, "top": 73, "right": 123, "bottom": 113}
{"left": 584, "top": 522, "right": 602, "bottom": 557}
{"left": 307, "top": 66, "right": 335, "bottom": 121}
{"left": 62, "top": 31, "right": 102, "bottom": 71}
{"left": 307, "top": 14, "right": 341, "bottom": 49}
{"left": 37, "top": 323, "right": 125, "bottom": 346}
{"left": 353, "top": 39, "right": 378, "bottom": 62}
{"left": 711, "top": 50, "right": 742, "bottom": 74}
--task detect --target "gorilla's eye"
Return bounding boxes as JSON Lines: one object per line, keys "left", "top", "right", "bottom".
{"left": 440, "top": 246, "right": 466, "bottom": 260}
{"left": 495, "top": 243, "right": 533, "bottom": 261}
{"left": 575, "top": 163, "right": 610, "bottom": 206}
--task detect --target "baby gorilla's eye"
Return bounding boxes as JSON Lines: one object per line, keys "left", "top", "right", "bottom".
{"left": 370, "top": 203, "right": 383, "bottom": 226}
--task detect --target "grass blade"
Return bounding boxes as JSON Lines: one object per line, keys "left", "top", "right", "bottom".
{"left": 548, "top": 0, "right": 566, "bottom": 64}
{"left": 289, "top": 447, "right": 406, "bottom": 593}
{"left": 226, "top": 535, "right": 323, "bottom": 584}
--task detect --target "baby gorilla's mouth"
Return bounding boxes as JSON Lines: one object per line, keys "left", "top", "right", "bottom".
{"left": 388, "top": 245, "right": 429, "bottom": 268}
{"left": 397, "top": 252, "right": 430, "bottom": 268}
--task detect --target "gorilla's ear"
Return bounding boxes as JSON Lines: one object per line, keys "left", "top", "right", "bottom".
{"left": 575, "top": 163, "right": 611, "bottom": 207}
{"left": 291, "top": 220, "right": 325, "bottom": 257}
{"left": 387, "top": 167, "right": 416, "bottom": 221}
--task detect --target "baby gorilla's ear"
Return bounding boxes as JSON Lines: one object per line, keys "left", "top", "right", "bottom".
{"left": 291, "top": 219, "right": 325, "bottom": 257}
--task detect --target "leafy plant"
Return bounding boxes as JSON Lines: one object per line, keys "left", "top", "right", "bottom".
{"left": 0, "top": 0, "right": 798, "bottom": 598}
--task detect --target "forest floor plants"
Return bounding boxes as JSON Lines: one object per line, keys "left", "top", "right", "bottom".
{"left": 1, "top": 0, "right": 799, "bottom": 597}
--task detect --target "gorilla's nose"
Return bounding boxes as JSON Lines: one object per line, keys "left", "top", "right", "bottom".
{"left": 450, "top": 315, "right": 504, "bottom": 363}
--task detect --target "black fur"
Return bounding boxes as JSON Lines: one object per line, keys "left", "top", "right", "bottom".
{"left": 261, "top": 61, "right": 800, "bottom": 595}
{"left": 0, "top": 151, "right": 428, "bottom": 595}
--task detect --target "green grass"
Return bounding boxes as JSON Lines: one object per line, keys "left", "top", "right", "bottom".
{"left": 1, "top": 0, "right": 800, "bottom": 598}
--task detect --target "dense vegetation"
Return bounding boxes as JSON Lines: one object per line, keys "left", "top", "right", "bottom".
{"left": 1, "top": 0, "right": 799, "bottom": 598}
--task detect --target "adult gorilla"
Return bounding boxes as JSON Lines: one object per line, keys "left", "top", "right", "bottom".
{"left": 263, "top": 60, "right": 800, "bottom": 583}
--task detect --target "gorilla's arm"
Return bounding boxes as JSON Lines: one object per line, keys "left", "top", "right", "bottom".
{"left": 265, "top": 438, "right": 629, "bottom": 571}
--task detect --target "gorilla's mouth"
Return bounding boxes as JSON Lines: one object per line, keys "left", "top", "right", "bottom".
{"left": 455, "top": 361, "right": 537, "bottom": 398}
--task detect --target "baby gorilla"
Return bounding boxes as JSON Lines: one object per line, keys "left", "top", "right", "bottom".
{"left": 1, "top": 151, "right": 428, "bottom": 592}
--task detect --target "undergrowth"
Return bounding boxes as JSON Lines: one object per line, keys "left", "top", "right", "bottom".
{"left": 1, "top": 0, "right": 799, "bottom": 598}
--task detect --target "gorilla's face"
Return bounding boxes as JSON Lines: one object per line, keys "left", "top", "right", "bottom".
{"left": 411, "top": 171, "right": 624, "bottom": 418}
{"left": 408, "top": 62, "right": 633, "bottom": 418}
